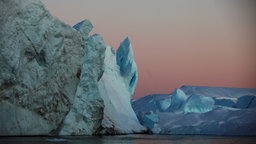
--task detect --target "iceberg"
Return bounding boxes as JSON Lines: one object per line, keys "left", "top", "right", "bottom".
{"left": 0, "top": 0, "right": 144, "bottom": 135}
{"left": 97, "top": 38, "right": 145, "bottom": 134}
{"left": 133, "top": 86, "right": 256, "bottom": 135}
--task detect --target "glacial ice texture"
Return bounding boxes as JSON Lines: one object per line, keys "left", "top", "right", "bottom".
{"left": 116, "top": 37, "right": 138, "bottom": 95}
{"left": 98, "top": 43, "right": 145, "bottom": 134}
{"left": 133, "top": 86, "right": 256, "bottom": 135}
{"left": 0, "top": 0, "right": 144, "bottom": 136}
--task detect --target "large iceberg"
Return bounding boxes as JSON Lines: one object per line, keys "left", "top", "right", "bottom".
{"left": 0, "top": 0, "right": 85, "bottom": 135}
{"left": 132, "top": 86, "right": 256, "bottom": 135}
{"left": 0, "top": 0, "right": 144, "bottom": 135}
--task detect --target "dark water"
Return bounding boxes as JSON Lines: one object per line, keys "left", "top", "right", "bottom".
{"left": 1, "top": 134, "right": 256, "bottom": 144}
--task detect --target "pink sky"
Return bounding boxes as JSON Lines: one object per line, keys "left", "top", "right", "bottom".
{"left": 41, "top": 0, "right": 256, "bottom": 98}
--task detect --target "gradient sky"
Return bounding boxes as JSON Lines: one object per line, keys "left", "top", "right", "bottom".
{"left": 41, "top": 0, "right": 256, "bottom": 98}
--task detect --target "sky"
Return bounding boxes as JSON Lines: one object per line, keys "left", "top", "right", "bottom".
{"left": 41, "top": 0, "right": 256, "bottom": 98}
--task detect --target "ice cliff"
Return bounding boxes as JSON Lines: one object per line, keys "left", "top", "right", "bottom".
{"left": 98, "top": 40, "right": 145, "bottom": 134}
{"left": 132, "top": 86, "right": 256, "bottom": 135}
{"left": 0, "top": 0, "right": 144, "bottom": 135}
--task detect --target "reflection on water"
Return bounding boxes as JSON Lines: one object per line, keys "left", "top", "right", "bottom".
{"left": 0, "top": 134, "right": 256, "bottom": 144}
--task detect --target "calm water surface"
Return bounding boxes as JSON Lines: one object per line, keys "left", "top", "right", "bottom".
{"left": 1, "top": 134, "right": 256, "bottom": 144}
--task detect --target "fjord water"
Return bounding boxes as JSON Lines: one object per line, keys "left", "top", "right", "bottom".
{"left": 1, "top": 135, "right": 256, "bottom": 144}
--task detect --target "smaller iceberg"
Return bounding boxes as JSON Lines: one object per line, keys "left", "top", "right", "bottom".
{"left": 132, "top": 86, "right": 256, "bottom": 135}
